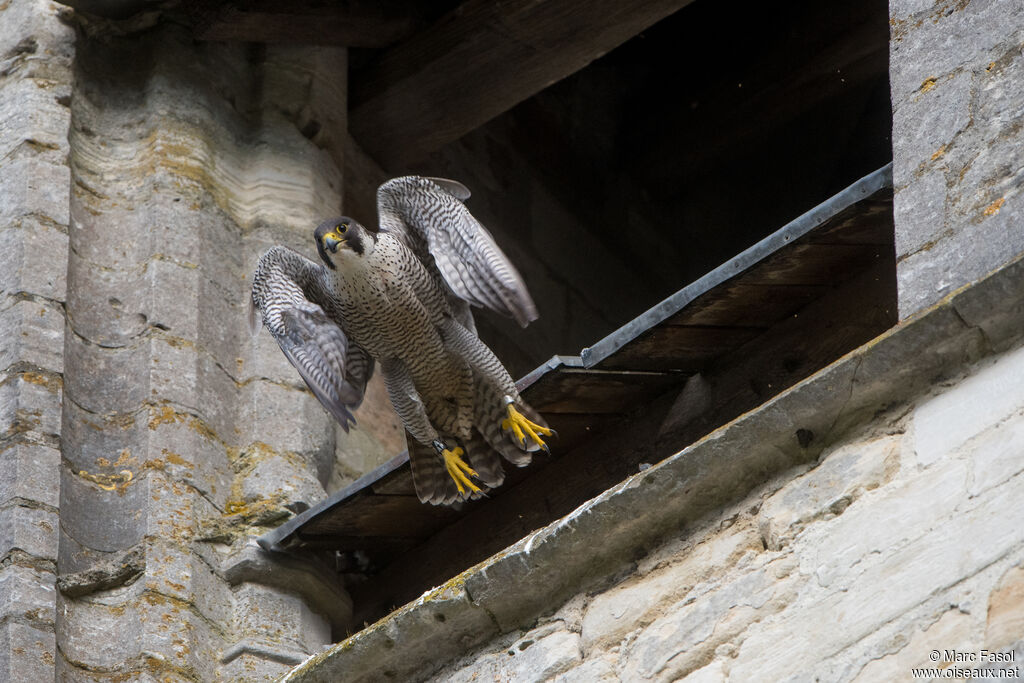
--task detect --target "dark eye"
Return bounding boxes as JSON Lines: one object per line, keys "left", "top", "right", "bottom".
{"left": 337, "top": 222, "right": 348, "bottom": 234}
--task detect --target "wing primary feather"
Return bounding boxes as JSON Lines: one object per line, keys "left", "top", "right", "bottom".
{"left": 377, "top": 176, "right": 538, "bottom": 327}
{"left": 250, "top": 246, "right": 366, "bottom": 431}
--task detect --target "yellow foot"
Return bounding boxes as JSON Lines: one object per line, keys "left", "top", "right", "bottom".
{"left": 443, "top": 446, "right": 482, "bottom": 495}
{"left": 501, "top": 404, "right": 555, "bottom": 452}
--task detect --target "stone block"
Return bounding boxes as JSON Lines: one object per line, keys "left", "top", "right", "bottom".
{"left": 145, "top": 257, "right": 202, "bottom": 343}
{"left": 582, "top": 524, "right": 762, "bottom": 650}
{"left": 66, "top": 201, "right": 151, "bottom": 269}
{"left": 62, "top": 334, "right": 149, "bottom": 414}
{"left": 58, "top": 468, "right": 147, "bottom": 556}
{"left": 0, "top": 564, "right": 54, "bottom": 627}
{"left": 144, "top": 411, "right": 232, "bottom": 509}
{"left": 0, "top": 78, "right": 69, "bottom": 166}
{"left": 0, "top": 373, "right": 61, "bottom": 440}
{"left": 0, "top": 222, "right": 68, "bottom": 304}
{"left": 963, "top": 414, "right": 1024, "bottom": 497}
{"left": 502, "top": 628, "right": 582, "bottom": 682}
{"left": 0, "top": 156, "right": 69, "bottom": 227}
{"left": 143, "top": 470, "right": 221, "bottom": 549}
{"left": 890, "top": 0, "right": 1024, "bottom": 318}
{"left": 678, "top": 660, "right": 727, "bottom": 683}
{"left": 554, "top": 655, "right": 619, "bottom": 683}
{"left": 140, "top": 540, "right": 234, "bottom": 626}
{"left": 218, "top": 651, "right": 295, "bottom": 683}
{"left": 0, "top": 297, "right": 65, "bottom": 374}
{"left": 852, "top": 608, "right": 976, "bottom": 682}
{"left": 57, "top": 589, "right": 223, "bottom": 681}
{"left": 729, "top": 468, "right": 1024, "bottom": 681}
{"left": 891, "top": 69, "right": 973, "bottom": 188}
{"left": 231, "top": 582, "right": 330, "bottom": 655}
{"left": 914, "top": 344, "right": 1024, "bottom": 467}
{"left": 238, "top": 449, "right": 326, "bottom": 509}
{"left": 193, "top": 351, "right": 244, "bottom": 443}
{"left": 0, "top": 504, "right": 57, "bottom": 563}
{"left": 0, "top": 441, "right": 60, "bottom": 508}
{"left": 892, "top": 170, "right": 948, "bottom": 262}
{"left": 237, "top": 378, "right": 334, "bottom": 462}
{"left": 889, "top": 0, "right": 1022, "bottom": 98}
{"left": 441, "top": 650, "right": 506, "bottom": 683}
{"left": 952, "top": 255, "right": 1024, "bottom": 354}
{"left": 797, "top": 459, "right": 967, "bottom": 589}
{"left": 758, "top": 435, "right": 900, "bottom": 551}
{"left": 63, "top": 261, "right": 151, "bottom": 348}
{"left": 441, "top": 625, "right": 582, "bottom": 683}
{"left": 622, "top": 569, "right": 775, "bottom": 679}
{"left": 0, "top": 621, "right": 55, "bottom": 683}
{"left": 147, "top": 336, "right": 202, "bottom": 413}
{"left": 59, "top": 398, "right": 146, "bottom": 473}
{"left": 987, "top": 563, "right": 1024, "bottom": 650}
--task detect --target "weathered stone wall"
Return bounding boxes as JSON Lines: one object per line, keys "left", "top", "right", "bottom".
{"left": 0, "top": 1, "right": 74, "bottom": 680}
{"left": 1, "top": 2, "right": 366, "bottom": 680}
{"left": 429, "top": 336, "right": 1024, "bottom": 682}
{"left": 891, "top": 0, "right": 1024, "bottom": 316}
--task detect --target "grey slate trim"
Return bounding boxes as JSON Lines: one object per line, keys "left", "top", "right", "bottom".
{"left": 281, "top": 244, "right": 1024, "bottom": 683}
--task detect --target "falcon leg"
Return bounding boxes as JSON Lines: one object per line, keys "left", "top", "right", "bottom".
{"left": 432, "top": 440, "right": 482, "bottom": 495}
{"left": 501, "top": 398, "right": 555, "bottom": 453}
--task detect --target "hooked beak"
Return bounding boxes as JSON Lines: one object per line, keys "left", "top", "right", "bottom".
{"left": 324, "top": 232, "right": 344, "bottom": 253}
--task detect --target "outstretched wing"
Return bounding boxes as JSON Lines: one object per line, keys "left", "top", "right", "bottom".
{"left": 376, "top": 176, "right": 538, "bottom": 328}
{"left": 249, "top": 246, "right": 371, "bottom": 431}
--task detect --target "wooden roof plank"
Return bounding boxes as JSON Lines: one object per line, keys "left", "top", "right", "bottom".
{"left": 348, "top": 0, "right": 697, "bottom": 167}
{"left": 580, "top": 164, "right": 893, "bottom": 368}
{"left": 526, "top": 368, "right": 681, "bottom": 414}
{"left": 595, "top": 325, "right": 763, "bottom": 372}
{"left": 186, "top": 0, "right": 425, "bottom": 47}
{"left": 299, "top": 493, "right": 461, "bottom": 540}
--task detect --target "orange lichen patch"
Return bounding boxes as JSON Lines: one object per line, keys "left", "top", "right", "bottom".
{"left": 82, "top": 412, "right": 136, "bottom": 432}
{"left": 919, "top": 77, "right": 938, "bottom": 93}
{"left": 148, "top": 404, "right": 179, "bottom": 429}
{"left": 983, "top": 197, "right": 1006, "bottom": 217}
{"left": 147, "top": 403, "right": 223, "bottom": 445}
{"left": 78, "top": 468, "right": 134, "bottom": 491}
{"left": 162, "top": 449, "right": 192, "bottom": 468}
{"left": 20, "top": 372, "right": 62, "bottom": 392}
{"left": 160, "top": 335, "right": 196, "bottom": 350}
{"left": 151, "top": 252, "right": 198, "bottom": 270}
{"left": 930, "top": 144, "right": 947, "bottom": 161}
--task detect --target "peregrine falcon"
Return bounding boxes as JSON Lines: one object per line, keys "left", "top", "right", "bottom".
{"left": 249, "top": 176, "right": 554, "bottom": 505}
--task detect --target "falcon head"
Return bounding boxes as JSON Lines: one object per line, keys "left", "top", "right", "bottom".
{"left": 314, "top": 217, "right": 375, "bottom": 270}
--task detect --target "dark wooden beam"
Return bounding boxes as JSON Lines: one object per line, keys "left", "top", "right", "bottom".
{"left": 349, "top": 0, "right": 697, "bottom": 168}
{"left": 186, "top": 0, "right": 425, "bottom": 47}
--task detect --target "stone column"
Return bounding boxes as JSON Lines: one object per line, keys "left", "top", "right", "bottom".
{"left": 890, "top": 0, "right": 1024, "bottom": 317}
{"left": 54, "top": 21, "right": 350, "bottom": 682}
{"left": 0, "top": 1, "right": 74, "bottom": 680}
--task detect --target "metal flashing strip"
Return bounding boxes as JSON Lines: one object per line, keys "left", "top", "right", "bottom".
{"left": 257, "top": 451, "right": 411, "bottom": 552}
{"left": 579, "top": 163, "right": 894, "bottom": 368}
